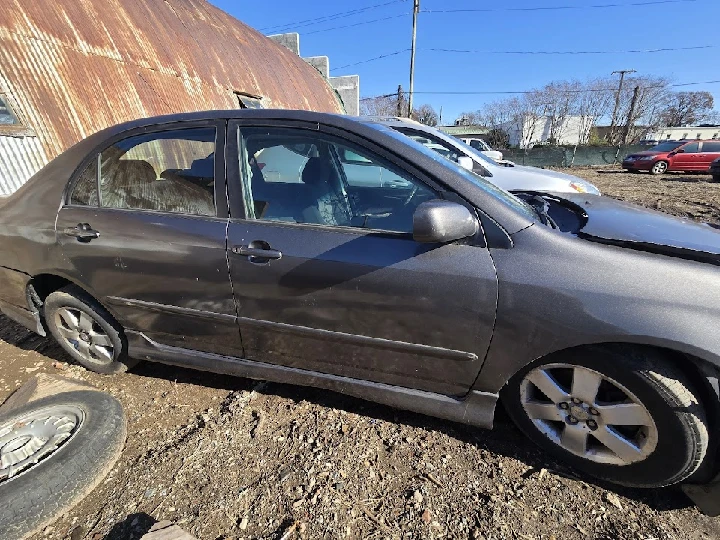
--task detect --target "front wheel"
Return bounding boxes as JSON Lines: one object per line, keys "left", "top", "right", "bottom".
{"left": 712, "top": 175, "right": 720, "bottom": 183}
{"left": 502, "top": 346, "right": 709, "bottom": 488}
{"left": 650, "top": 161, "right": 668, "bottom": 175}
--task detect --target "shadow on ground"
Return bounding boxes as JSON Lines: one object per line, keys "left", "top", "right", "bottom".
{"left": 0, "top": 314, "right": 697, "bottom": 514}
{"left": 103, "top": 512, "right": 157, "bottom": 540}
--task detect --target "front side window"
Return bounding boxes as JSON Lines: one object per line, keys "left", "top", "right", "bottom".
{"left": 238, "top": 128, "right": 436, "bottom": 234}
{"left": 681, "top": 142, "right": 699, "bottom": 153}
{"left": 75, "top": 128, "right": 217, "bottom": 216}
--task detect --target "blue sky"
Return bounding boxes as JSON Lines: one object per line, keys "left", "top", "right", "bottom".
{"left": 211, "top": 0, "right": 719, "bottom": 124}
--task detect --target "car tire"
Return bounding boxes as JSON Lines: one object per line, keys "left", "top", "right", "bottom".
{"left": 712, "top": 175, "right": 720, "bottom": 183}
{"left": 44, "top": 285, "right": 138, "bottom": 374}
{"left": 0, "top": 391, "right": 126, "bottom": 540}
{"left": 501, "top": 345, "right": 709, "bottom": 488}
{"left": 650, "top": 161, "right": 668, "bottom": 175}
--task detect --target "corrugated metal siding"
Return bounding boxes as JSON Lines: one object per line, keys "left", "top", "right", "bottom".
{"left": 0, "top": 135, "right": 47, "bottom": 195}
{"left": 0, "top": 0, "right": 343, "bottom": 194}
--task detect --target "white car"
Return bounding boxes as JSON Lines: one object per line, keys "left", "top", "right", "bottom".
{"left": 372, "top": 119, "right": 600, "bottom": 195}
{"left": 459, "top": 137, "right": 504, "bottom": 162}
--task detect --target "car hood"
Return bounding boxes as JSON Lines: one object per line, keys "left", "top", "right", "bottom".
{"left": 489, "top": 163, "right": 595, "bottom": 193}
{"left": 559, "top": 193, "right": 720, "bottom": 262}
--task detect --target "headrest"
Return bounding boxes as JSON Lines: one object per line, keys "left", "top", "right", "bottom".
{"left": 301, "top": 157, "right": 332, "bottom": 187}
{"left": 105, "top": 159, "right": 156, "bottom": 188}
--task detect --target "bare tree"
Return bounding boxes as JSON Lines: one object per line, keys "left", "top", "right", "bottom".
{"left": 360, "top": 95, "right": 398, "bottom": 117}
{"left": 412, "top": 104, "right": 439, "bottom": 126}
{"left": 660, "top": 91, "right": 715, "bottom": 127}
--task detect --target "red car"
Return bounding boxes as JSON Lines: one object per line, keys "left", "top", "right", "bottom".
{"left": 623, "top": 140, "right": 720, "bottom": 175}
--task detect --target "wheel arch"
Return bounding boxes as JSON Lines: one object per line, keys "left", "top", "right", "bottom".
{"left": 26, "top": 272, "right": 122, "bottom": 324}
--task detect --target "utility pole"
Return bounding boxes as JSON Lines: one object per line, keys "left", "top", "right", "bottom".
{"left": 396, "top": 85, "right": 405, "bottom": 117}
{"left": 622, "top": 86, "right": 640, "bottom": 146}
{"left": 608, "top": 69, "right": 636, "bottom": 144}
{"left": 407, "top": 0, "right": 420, "bottom": 117}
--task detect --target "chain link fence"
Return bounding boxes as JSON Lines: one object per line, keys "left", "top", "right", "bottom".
{"left": 502, "top": 145, "right": 647, "bottom": 168}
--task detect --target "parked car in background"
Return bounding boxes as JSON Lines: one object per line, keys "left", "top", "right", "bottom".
{"left": 711, "top": 157, "right": 720, "bottom": 182}
{"left": 368, "top": 117, "right": 601, "bottom": 195}
{"left": 3, "top": 110, "right": 720, "bottom": 491}
{"left": 623, "top": 140, "right": 720, "bottom": 175}
{"left": 459, "top": 137, "right": 504, "bottom": 161}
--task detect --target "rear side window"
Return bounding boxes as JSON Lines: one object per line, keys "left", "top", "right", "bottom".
{"left": 69, "top": 128, "right": 217, "bottom": 216}
{"left": 702, "top": 141, "right": 720, "bottom": 153}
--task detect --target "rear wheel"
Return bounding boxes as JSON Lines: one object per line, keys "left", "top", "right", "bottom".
{"left": 650, "top": 161, "right": 668, "bottom": 175}
{"left": 502, "top": 346, "right": 709, "bottom": 488}
{"left": 44, "top": 285, "right": 138, "bottom": 374}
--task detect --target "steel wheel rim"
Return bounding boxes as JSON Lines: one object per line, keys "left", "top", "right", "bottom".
{"left": 0, "top": 405, "right": 84, "bottom": 482}
{"left": 653, "top": 162, "right": 667, "bottom": 173}
{"left": 54, "top": 307, "right": 114, "bottom": 365}
{"left": 520, "top": 363, "right": 658, "bottom": 466}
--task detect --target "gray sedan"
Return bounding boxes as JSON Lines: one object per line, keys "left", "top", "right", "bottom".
{"left": 0, "top": 110, "right": 718, "bottom": 490}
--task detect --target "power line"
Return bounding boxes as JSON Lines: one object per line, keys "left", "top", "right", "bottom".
{"left": 303, "top": 13, "right": 409, "bottom": 35}
{"left": 261, "top": 0, "right": 407, "bottom": 33}
{"left": 263, "top": 0, "right": 699, "bottom": 36}
{"left": 420, "top": 0, "right": 698, "bottom": 14}
{"left": 427, "top": 45, "right": 715, "bottom": 55}
{"left": 335, "top": 50, "right": 411, "bottom": 71}
{"left": 359, "top": 79, "right": 720, "bottom": 100}
{"left": 336, "top": 44, "right": 716, "bottom": 73}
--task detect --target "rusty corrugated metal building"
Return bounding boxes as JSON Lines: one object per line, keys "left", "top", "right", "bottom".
{"left": 0, "top": 0, "right": 345, "bottom": 196}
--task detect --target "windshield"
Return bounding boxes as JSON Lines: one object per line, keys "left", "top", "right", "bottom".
{"left": 368, "top": 123, "right": 537, "bottom": 223}
{"left": 650, "top": 141, "right": 684, "bottom": 152}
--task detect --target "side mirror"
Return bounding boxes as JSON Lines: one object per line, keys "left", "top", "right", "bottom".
{"left": 674, "top": 148, "right": 685, "bottom": 154}
{"left": 413, "top": 200, "right": 479, "bottom": 243}
{"left": 457, "top": 156, "right": 474, "bottom": 171}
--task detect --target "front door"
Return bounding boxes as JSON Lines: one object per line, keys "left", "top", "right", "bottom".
{"left": 225, "top": 122, "right": 498, "bottom": 396}
{"left": 56, "top": 122, "right": 242, "bottom": 357}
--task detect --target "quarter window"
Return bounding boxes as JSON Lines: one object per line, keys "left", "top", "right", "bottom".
{"left": 238, "top": 128, "right": 436, "bottom": 234}
{"left": 97, "top": 128, "right": 216, "bottom": 216}
{"left": 70, "top": 157, "right": 99, "bottom": 206}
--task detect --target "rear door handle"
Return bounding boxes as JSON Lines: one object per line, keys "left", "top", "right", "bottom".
{"left": 64, "top": 223, "right": 100, "bottom": 240}
{"left": 231, "top": 241, "right": 282, "bottom": 262}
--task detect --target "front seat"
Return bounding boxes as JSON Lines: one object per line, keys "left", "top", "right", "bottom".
{"left": 300, "top": 157, "right": 352, "bottom": 226}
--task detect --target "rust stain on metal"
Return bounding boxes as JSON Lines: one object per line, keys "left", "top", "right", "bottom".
{"left": 0, "top": 0, "right": 343, "bottom": 194}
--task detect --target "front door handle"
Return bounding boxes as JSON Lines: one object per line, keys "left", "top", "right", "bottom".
{"left": 64, "top": 223, "right": 100, "bottom": 241}
{"left": 231, "top": 241, "right": 282, "bottom": 263}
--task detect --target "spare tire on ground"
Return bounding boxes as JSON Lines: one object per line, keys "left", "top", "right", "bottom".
{"left": 0, "top": 389, "right": 126, "bottom": 540}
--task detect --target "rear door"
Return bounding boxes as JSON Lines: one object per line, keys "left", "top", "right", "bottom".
{"left": 56, "top": 121, "right": 243, "bottom": 357}
{"left": 699, "top": 141, "right": 720, "bottom": 170}
{"left": 225, "top": 120, "right": 498, "bottom": 396}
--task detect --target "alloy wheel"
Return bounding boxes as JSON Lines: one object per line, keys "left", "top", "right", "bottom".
{"left": 651, "top": 161, "right": 667, "bottom": 174}
{"left": 0, "top": 406, "right": 84, "bottom": 482}
{"left": 519, "top": 364, "right": 658, "bottom": 466}
{"left": 54, "top": 307, "right": 114, "bottom": 365}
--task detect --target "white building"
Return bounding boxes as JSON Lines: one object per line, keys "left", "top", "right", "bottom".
{"left": 646, "top": 125, "right": 720, "bottom": 142}
{"left": 501, "top": 115, "right": 594, "bottom": 149}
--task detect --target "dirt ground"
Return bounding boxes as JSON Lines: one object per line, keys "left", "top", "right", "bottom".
{"left": 2, "top": 166, "right": 720, "bottom": 540}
